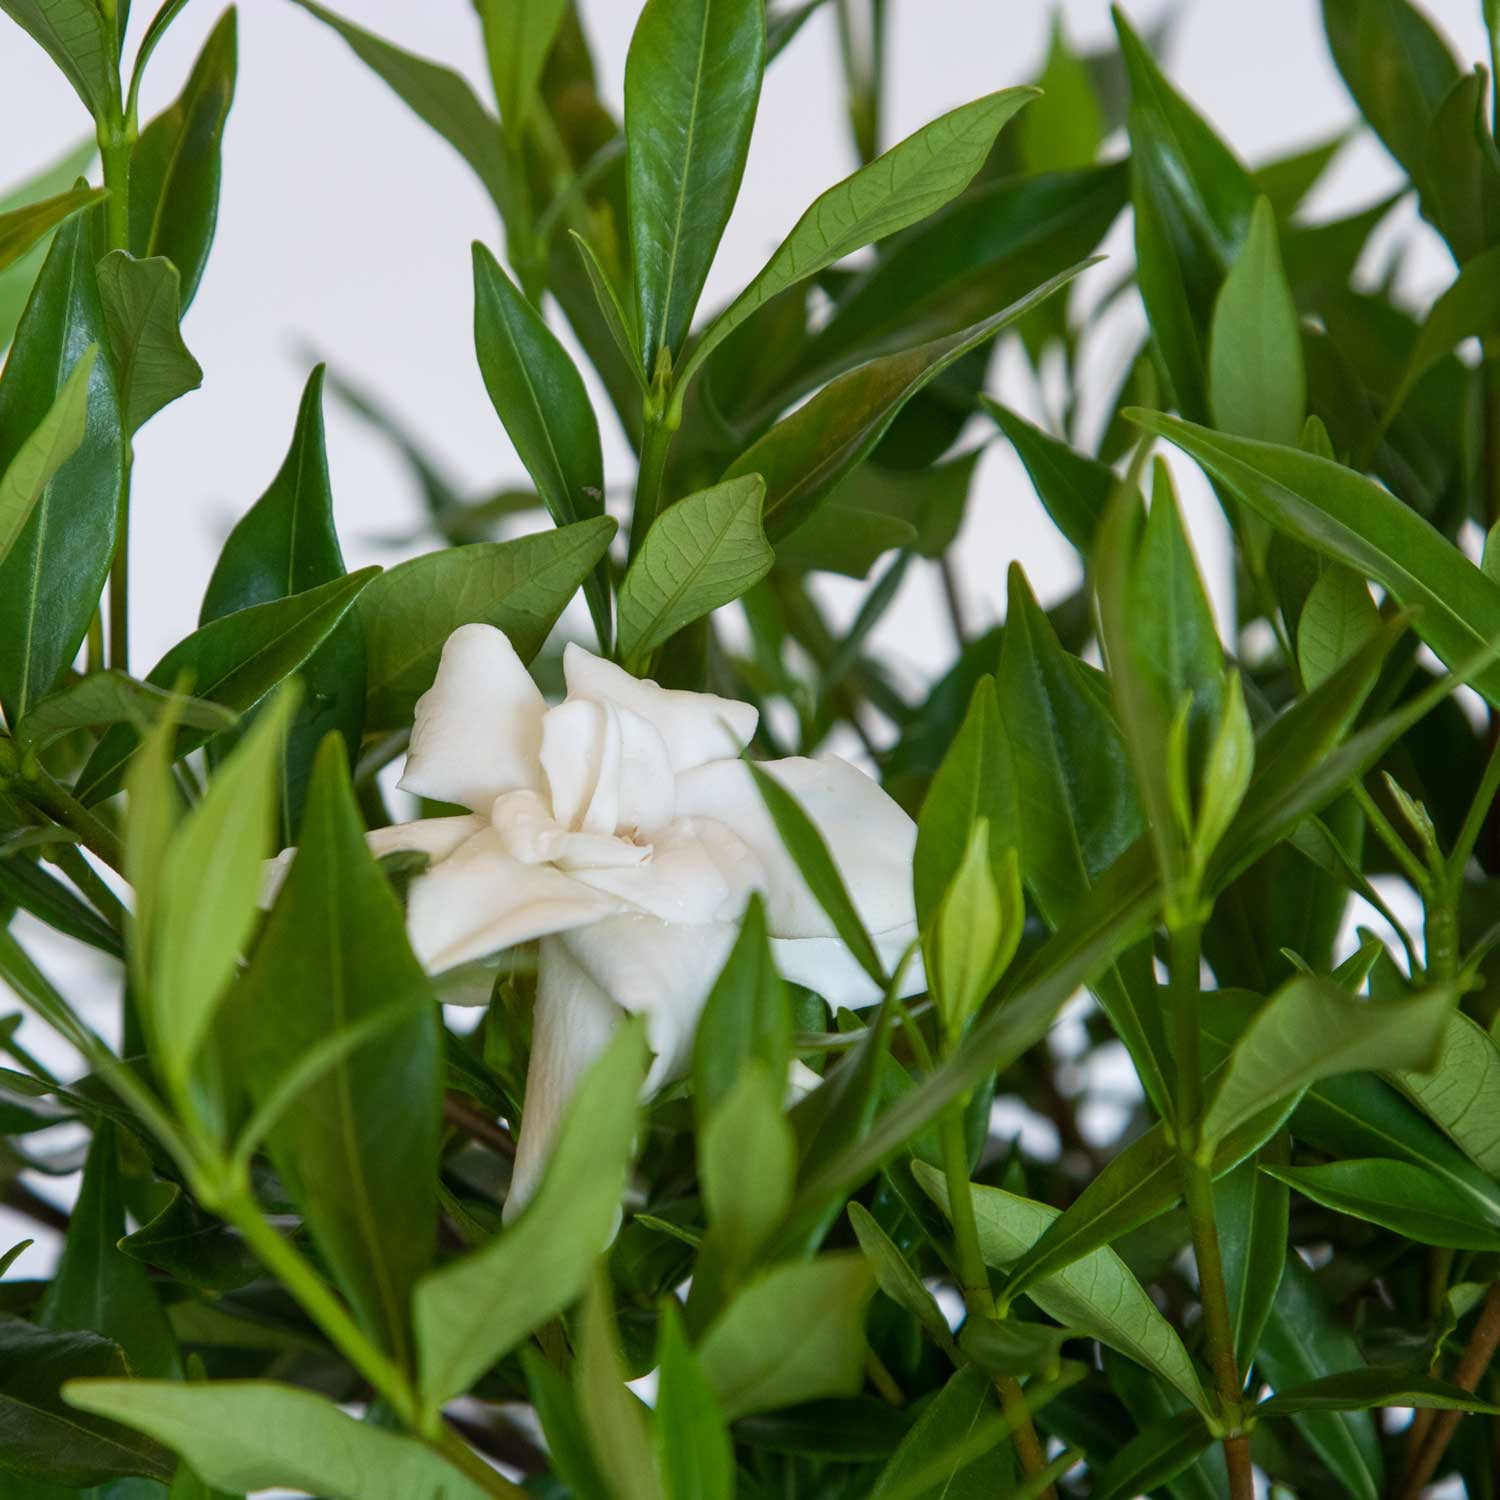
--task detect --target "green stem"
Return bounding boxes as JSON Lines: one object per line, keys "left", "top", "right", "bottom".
{"left": 21, "top": 771, "right": 124, "bottom": 873}
{"left": 1169, "top": 921, "right": 1204, "bottom": 1134}
{"left": 98, "top": 118, "right": 134, "bottom": 672}
{"left": 434, "top": 1425, "right": 529, "bottom": 1500}
{"left": 628, "top": 412, "right": 675, "bottom": 562}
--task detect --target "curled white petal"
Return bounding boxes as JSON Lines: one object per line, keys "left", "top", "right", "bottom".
{"left": 773, "top": 927, "right": 925, "bottom": 1010}
{"left": 399, "top": 623, "right": 545, "bottom": 812}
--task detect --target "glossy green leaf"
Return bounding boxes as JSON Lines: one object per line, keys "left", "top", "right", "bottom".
{"left": 117, "top": 1186, "right": 260, "bottom": 1294}
{"left": 1258, "top": 1367, "right": 1500, "bottom": 1417}
{"left": 697, "top": 1254, "right": 872, "bottom": 1419}
{"left": 625, "top": 0, "right": 764, "bottom": 368}
{"left": 1252, "top": 132, "right": 1349, "bottom": 219}
{"left": 78, "top": 567, "right": 377, "bottom": 803}
{"left": 199, "top": 364, "right": 362, "bottom": 836}
{"left": 577, "top": 1274, "right": 657, "bottom": 1500}
{"left": 679, "top": 87, "right": 1039, "bottom": 389}
{"left": 233, "top": 737, "right": 439, "bottom": 1364}
{"left": 691, "top": 893, "right": 790, "bottom": 1126}
{"left": 0, "top": 854, "right": 121, "bottom": 957}
{"left": 1130, "top": 413, "right": 1500, "bottom": 709}
{"left": 476, "top": 0, "right": 568, "bottom": 134}
{"left": 1019, "top": 14, "right": 1101, "bottom": 173}
{"left": 1267, "top": 1157, "right": 1500, "bottom": 1250}
{"left": 0, "top": 184, "right": 104, "bottom": 272}
{"left": 471, "top": 243, "right": 610, "bottom": 647}
{"left": 1392, "top": 1011, "right": 1500, "bottom": 1177}
{"left": 0, "top": 1319, "right": 173, "bottom": 1488}
{"left": 0, "top": 141, "right": 95, "bottom": 353}
{"left": 1215, "top": 1140, "right": 1289, "bottom": 1374}
{"left": 927, "top": 825, "right": 1022, "bottom": 1041}
{"left": 700, "top": 1063, "right": 795, "bottom": 1280}
{"left": 413, "top": 1022, "right": 644, "bottom": 1409}
{"left": 0, "top": 0, "right": 112, "bottom": 115}
{"left": 358, "top": 518, "right": 614, "bottom": 726}
{"left": 1296, "top": 565, "right": 1379, "bottom": 691}
{"left": 0, "top": 207, "right": 122, "bottom": 724}
{"left": 142, "top": 689, "right": 297, "bottom": 1099}
{"left": 1209, "top": 196, "right": 1305, "bottom": 446}
{"left": 1092, "top": 1411, "right": 1214, "bottom": 1500}
{"left": 61, "top": 1380, "right": 495, "bottom": 1500}
{"left": 656, "top": 1301, "right": 733, "bottom": 1500}
{"left": 291, "top": 0, "right": 510, "bottom": 217}
{"left": 569, "top": 229, "right": 646, "bottom": 390}
{"left": 523, "top": 1349, "right": 613, "bottom": 1500}
{"left": 1201, "top": 975, "right": 1456, "bottom": 1148}
{"left": 868, "top": 1367, "right": 1013, "bottom": 1499}
{"left": 96, "top": 251, "right": 202, "bottom": 432}
{"left": 847, "top": 1201, "right": 956, "bottom": 1356}
{"left": 726, "top": 260, "right": 1091, "bottom": 540}
{"left": 617, "top": 473, "right": 772, "bottom": 667}
{"left": 916, "top": 1164, "right": 1212, "bottom": 1418}
{"left": 129, "top": 10, "right": 236, "bottom": 309}
{"left": 0, "top": 341, "right": 95, "bottom": 572}
{"left": 984, "top": 399, "right": 1110, "bottom": 556}
{"left": 1421, "top": 69, "right": 1500, "bottom": 263}
{"left": 1384, "top": 242, "right": 1500, "bottom": 420}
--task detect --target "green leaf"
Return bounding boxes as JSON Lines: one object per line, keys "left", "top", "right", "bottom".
{"left": 232, "top": 737, "right": 439, "bottom": 1364}
{"left": 656, "top": 1301, "right": 733, "bottom": 1500}
{"left": 0, "top": 184, "right": 105, "bottom": 272}
{"left": 78, "top": 567, "right": 378, "bottom": 803}
{"left": 200, "top": 365, "right": 362, "bottom": 836}
{"left": 357, "top": 518, "right": 615, "bottom": 727}
{"left": 412, "top": 1022, "right": 644, "bottom": 1409}
{"left": 916, "top": 1164, "right": 1212, "bottom": 1418}
{"left": 129, "top": 10, "right": 236, "bottom": 310}
{"left": 118, "top": 1186, "right": 261, "bottom": 1294}
{"left": 1391, "top": 1011, "right": 1500, "bottom": 1177}
{"left": 1420, "top": 69, "right": 1500, "bottom": 263}
{"left": 60, "top": 1380, "right": 496, "bottom": 1500}
{"left": 40, "top": 1124, "right": 179, "bottom": 1379}
{"left": 1019, "top": 14, "right": 1102, "bottom": 174}
{"left": 1215, "top": 1140, "right": 1289, "bottom": 1374}
{"left": 1266, "top": 1157, "right": 1500, "bottom": 1251}
{"left": 1209, "top": 196, "right": 1305, "bottom": 446}
{"left": 1091, "top": 1411, "right": 1214, "bottom": 1500}
{"left": 697, "top": 1255, "right": 872, "bottom": 1419}
{"left": 523, "top": 1350, "right": 614, "bottom": 1500}
{"left": 1258, "top": 1367, "right": 1500, "bottom": 1417}
{"left": 0, "top": 1318, "right": 173, "bottom": 1488}
{"left": 692, "top": 893, "right": 790, "bottom": 1126}
{"left": 1252, "top": 132, "right": 1350, "bottom": 219}
{"left": 868, "top": 1367, "right": 1012, "bottom": 1499}
{"left": 678, "top": 87, "right": 1039, "bottom": 389}
{"left": 1202, "top": 976, "right": 1456, "bottom": 1148}
{"left": 1129, "top": 413, "right": 1500, "bottom": 710}
{"left": 748, "top": 760, "right": 886, "bottom": 986}
{"left": 725, "top": 261, "right": 1091, "bottom": 540}
{"left": 0, "top": 206, "right": 122, "bottom": 724}
{"left": 290, "top": 0, "right": 510, "bottom": 218}
{"left": 617, "top": 473, "right": 772, "bottom": 667}
{"left": 847, "top": 1201, "right": 957, "bottom": 1357}
{"left": 569, "top": 229, "right": 646, "bottom": 390}
{"left": 1296, "top": 565, "right": 1379, "bottom": 691}
{"left": 0, "top": 342, "right": 95, "bottom": 572}
{"left": 476, "top": 0, "right": 568, "bottom": 134}
{"left": 0, "top": 141, "right": 96, "bottom": 353}
{"left": 625, "top": 0, "right": 765, "bottom": 369}
{"left": 1257, "top": 1257, "right": 1382, "bottom": 1500}
{"left": 471, "top": 243, "right": 610, "bottom": 648}
{"left": 96, "top": 251, "right": 202, "bottom": 432}
{"left": 142, "top": 689, "right": 298, "bottom": 1100}
{"left": 1116, "top": 5, "right": 1256, "bottom": 420}
{"left": 576, "top": 1274, "right": 658, "bottom": 1500}
{"left": 984, "top": 398, "right": 1110, "bottom": 556}
{"left": 0, "top": 0, "right": 113, "bottom": 115}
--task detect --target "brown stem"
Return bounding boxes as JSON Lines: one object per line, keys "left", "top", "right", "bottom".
{"left": 443, "top": 1092, "right": 515, "bottom": 1159}
{"left": 444, "top": 1409, "right": 547, "bottom": 1477}
{"left": 1400, "top": 1283, "right": 1500, "bottom": 1498}
{"left": 2, "top": 1178, "right": 70, "bottom": 1233}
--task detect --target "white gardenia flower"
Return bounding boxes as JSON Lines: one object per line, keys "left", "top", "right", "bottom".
{"left": 364, "top": 623, "right": 921, "bottom": 1217}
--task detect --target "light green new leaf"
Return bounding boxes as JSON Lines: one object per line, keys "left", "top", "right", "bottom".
{"left": 144, "top": 689, "right": 298, "bottom": 1096}
{"left": 1297, "top": 565, "right": 1379, "bottom": 691}
{"left": 657, "top": 1301, "right": 733, "bottom": 1500}
{"left": 618, "top": 473, "right": 772, "bottom": 667}
{"left": 96, "top": 251, "right": 202, "bottom": 432}
{"left": 413, "top": 1022, "right": 644, "bottom": 1410}
{"left": 1019, "top": 14, "right": 1102, "bottom": 174}
{"left": 358, "top": 517, "right": 616, "bottom": 726}
{"left": 1201, "top": 975, "right": 1456, "bottom": 1149}
{"left": 0, "top": 184, "right": 105, "bottom": 272}
{"left": 698, "top": 1255, "right": 873, "bottom": 1419}
{"left": 577, "top": 1274, "right": 658, "bottom": 1500}
{"left": 678, "top": 87, "right": 1038, "bottom": 390}
{"left": 1130, "top": 412, "right": 1500, "bottom": 710}
{"left": 1266, "top": 1158, "right": 1500, "bottom": 1250}
{"left": 1392, "top": 1011, "right": 1500, "bottom": 1177}
{"left": 61, "top": 1380, "right": 498, "bottom": 1500}
{"left": 476, "top": 0, "right": 568, "bottom": 134}
{"left": 626, "top": 0, "right": 765, "bottom": 369}
{"left": 0, "top": 343, "right": 95, "bottom": 572}
{"left": 292, "top": 0, "right": 511, "bottom": 217}
{"left": 927, "top": 825, "right": 1022, "bottom": 1041}
{"left": 726, "top": 260, "right": 1091, "bottom": 540}
{"left": 916, "top": 1163, "right": 1212, "bottom": 1418}
{"left": 701, "top": 1063, "right": 795, "bottom": 1277}
{"left": 1209, "top": 196, "right": 1305, "bottom": 446}
{"left": 0, "top": 0, "right": 113, "bottom": 115}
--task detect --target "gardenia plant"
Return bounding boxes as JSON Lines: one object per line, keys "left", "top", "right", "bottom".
{"left": 6, "top": 1, "right": 1500, "bottom": 1498}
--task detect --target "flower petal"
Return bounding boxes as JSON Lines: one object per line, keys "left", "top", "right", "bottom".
{"left": 504, "top": 935, "right": 624, "bottom": 1220}
{"left": 492, "top": 789, "right": 649, "bottom": 871}
{"left": 540, "top": 698, "right": 616, "bottom": 833}
{"left": 398, "top": 624, "right": 545, "bottom": 813}
{"left": 563, "top": 642, "right": 757, "bottom": 772}
{"left": 674, "top": 755, "right": 918, "bottom": 940}
{"left": 404, "top": 826, "right": 625, "bottom": 972}
{"left": 261, "top": 815, "right": 483, "bottom": 908}
{"left": 560, "top": 915, "right": 739, "bottom": 1092}
{"left": 773, "top": 926, "right": 925, "bottom": 1010}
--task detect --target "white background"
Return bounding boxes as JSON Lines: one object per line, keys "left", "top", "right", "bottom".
{"left": 0, "top": 0, "right": 1487, "bottom": 1437}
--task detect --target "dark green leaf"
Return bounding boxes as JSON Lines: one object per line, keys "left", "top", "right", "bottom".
{"left": 1391, "top": 1011, "right": 1500, "bottom": 1177}
{"left": 984, "top": 398, "right": 1110, "bottom": 556}
{"left": 1092, "top": 1411, "right": 1214, "bottom": 1500}
{"left": 357, "top": 518, "right": 615, "bottom": 727}
{"left": 1019, "top": 15, "right": 1101, "bottom": 173}
{"left": 1259, "top": 1367, "right": 1500, "bottom": 1417}
{"left": 868, "top": 1367, "right": 1012, "bottom": 1499}
{"left": 476, "top": 0, "right": 568, "bottom": 135}
{"left": 1384, "top": 243, "right": 1500, "bottom": 421}
{"left": 847, "top": 1201, "right": 956, "bottom": 1356}
{"left": 117, "top": 1186, "right": 260, "bottom": 1294}
{"left": 1216, "top": 1140, "right": 1289, "bottom": 1374}
{"left": 0, "top": 0, "right": 112, "bottom": 115}
{"left": 17, "top": 672, "right": 233, "bottom": 754}
{"left": 96, "top": 251, "right": 202, "bottom": 432}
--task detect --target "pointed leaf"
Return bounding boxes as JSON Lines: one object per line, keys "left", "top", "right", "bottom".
{"left": 0, "top": 184, "right": 105, "bottom": 272}
{"left": 1259, "top": 1367, "right": 1500, "bottom": 1417}
{"left": 1391, "top": 1011, "right": 1500, "bottom": 1177}
{"left": 984, "top": 398, "right": 1110, "bottom": 556}
{"left": 476, "top": 0, "right": 568, "bottom": 134}
{"left": 1216, "top": 1141, "right": 1289, "bottom": 1373}
{"left": 0, "top": 0, "right": 112, "bottom": 115}
{"left": 656, "top": 1301, "right": 733, "bottom": 1500}
{"left": 96, "top": 250, "right": 202, "bottom": 432}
